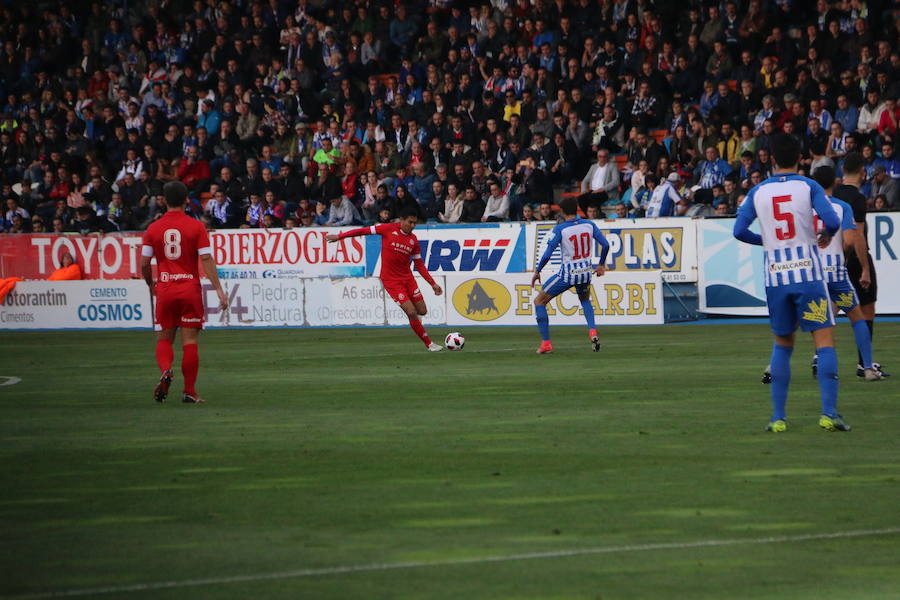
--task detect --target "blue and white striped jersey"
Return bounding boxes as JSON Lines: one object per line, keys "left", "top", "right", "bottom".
{"left": 646, "top": 181, "right": 681, "bottom": 218}
{"left": 537, "top": 218, "right": 610, "bottom": 285}
{"left": 816, "top": 197, "right": 855, "bottom": 283}
{"left": 733, "top": 172, "right": 839, "bottom": 288}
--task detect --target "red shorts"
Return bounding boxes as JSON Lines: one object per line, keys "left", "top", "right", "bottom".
{"left": 155, "top": 286, "right": 204, "bottom": 331}
{"left": 382, "top": 277, "right": 422, "bottom": 305}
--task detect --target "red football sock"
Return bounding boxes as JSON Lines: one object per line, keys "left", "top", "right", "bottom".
{"left": 155, "top": 339, "right": 174, "bottom": 373}
{"left": 409, "top": 317, "right": 432, "bottom": 346}
{"left": 181, "top": 343, "right": 199, "bottom": 395}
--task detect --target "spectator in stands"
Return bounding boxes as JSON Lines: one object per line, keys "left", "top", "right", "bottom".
{"left": 0, "top": 0, "right": 893, "bottom": 235}
{"left": 438, "top": 183, "right": 463, "bottom": 224}
{"left": 177, "top": 146, "right": 211, "bottom": 194}
{"left": 717, "top": 123, "right": 741, "bottom": 167}
{"left": 870, "top": 165, "right": 897, "bottom": 208}
{"left": 876, "top": 143, "right": 899, "bottom": 179}
{"left": 459, "top": 186, "right": 485, "bottom": 223}
{"left": 519, "top": 204, "right": 536, "bottom": 222}
{"left": 482, "top": 181, "right": 510, "bottom": 222}
{"left": 320, "top": 195, "right": 361, "bottom": 227}
{"left": 4, "top": 197, "right": 28, "bottom": 229}
{"left": 578, "top": 149, "right": 620, "bottom": 214}
{"left": 208, "top": 189, "right": 238, "bottom": 229}
{"left": 646, "top": 173, "right": 686, "bottom": 218}
{"left": 695, "top": 147, "right": 733, "bottom": 189}
{"left": 537, "top": 202, "right": 556, "bottom": 222}
{"left": 858, "top": 90, "right": 887, "bottom": 140}
{"left": 70, "top": 205, "right": 110, "bottom": 234}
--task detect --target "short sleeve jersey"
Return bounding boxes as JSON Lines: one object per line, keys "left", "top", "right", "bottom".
{"left": 814, "top": 197, "right": 856, "bottom": 283}
{"left": 141, "top": 210, "right": 211, "bottom": 292}
{"left": 544, "top": 218, "right": 608, "bottom": 284}
{"left": 738, "top": 173, "right": 828, "bottom": 287}
{"left": 832, "top": 183, "right": 868, "bottom": 254}
{"left": 646, "top": 181, "right": 681, "bottom": 218}
{"left": 372, "top": 223, "right": 420, "bottom": 281}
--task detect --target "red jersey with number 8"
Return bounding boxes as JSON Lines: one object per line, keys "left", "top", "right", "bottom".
{"left": 142, "top": 210, "right": 211, "bottom": 330}
{"left": 141, "top": 210, "right": 211, "bottom": 293}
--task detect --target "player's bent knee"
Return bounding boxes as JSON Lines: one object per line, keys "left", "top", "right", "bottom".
{"left": 810, "top": 327, "right": 834, "bottom": 349}
{"left": 860, "top": 304, "right": 875, "bottom": 320}
{"left": 774, "top": 333, "right": 795, "bottom": 347}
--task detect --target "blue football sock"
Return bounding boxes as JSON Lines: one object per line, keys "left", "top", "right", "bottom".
{"left": 581, "top": 298, "right": 596, "bottom": 331}
{"left": 770, "top": 344, "right": 793, "bottom": 421}
{"left": 535, "top": 304, "right": 550, "bottom": 341}
{"left": 852, "top": 320, "right": 873, "bottom": 369}
{"left": 817, "top": 346, "right": 839, "bottom": 417}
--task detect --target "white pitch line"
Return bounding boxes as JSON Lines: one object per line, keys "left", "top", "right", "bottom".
{"left": 7, "top": 527, "right": 900, "bottom": 599}
{"left": 287, "top": 338, "right": 704, "bottom": 362}
{"left": 0, "top": 376, "right": 21, "bottom": 387}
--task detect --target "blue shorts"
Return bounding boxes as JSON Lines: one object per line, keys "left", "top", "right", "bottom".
{"left": 542, "top": 273, "right": 590, "bottom": 298}
{"left": 827, "top": 279, "right": 860, "bottom": 313}
{"left": 766, "top": 280, "right": 835, "bottom": 336}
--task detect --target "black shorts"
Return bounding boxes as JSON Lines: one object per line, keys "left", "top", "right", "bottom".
{"left": 846, "top": 252, "right": 877, "bottom": 305}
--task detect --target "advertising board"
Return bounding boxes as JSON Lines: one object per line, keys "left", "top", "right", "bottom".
{"left": 444, "top": 272, "right": 664, "bottom": 326}
{"left": 0, "top": 281, "right": 152, "bottom": 329}
{"left": 531, "top": 218, "right": 698, "bottom": 283}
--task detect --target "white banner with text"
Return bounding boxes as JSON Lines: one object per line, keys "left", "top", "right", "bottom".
{"left": 0, "top": 280, "right": 152, "bottom": 329}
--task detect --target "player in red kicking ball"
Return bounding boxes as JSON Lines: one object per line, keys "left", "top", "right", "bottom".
{"left": 326, "top": 207, "right": 444, "bottom": 351}
{"left": 141, "top": 181, "right": 229, "bottom": 403}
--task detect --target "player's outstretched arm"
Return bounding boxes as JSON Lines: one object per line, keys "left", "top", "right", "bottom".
{"left": 326, "top": 225, "right": 378, "bottom": 242}
{"left": 201, "top": 255, "right": 229, "bottom": 311}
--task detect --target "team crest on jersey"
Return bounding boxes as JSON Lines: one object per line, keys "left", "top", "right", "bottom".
{"left": 397, "top": 293, "right": 406, "bottom": 301}
{"left": 835, "top": 292, "right": 855, "bottom": 308}
{"left": 802, "top": 299, "right": 829, "bottom": 323}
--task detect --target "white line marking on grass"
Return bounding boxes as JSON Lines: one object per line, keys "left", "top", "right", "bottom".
{"left": 0, "top": 376, "right": 21, "bottom": 386}
{"left": 7, "top": 527, "right": 900, "bottom": 598}
{"left": 302, "top": 339, "right": 703, "bottom": 362}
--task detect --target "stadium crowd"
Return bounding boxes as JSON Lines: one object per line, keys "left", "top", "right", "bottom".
{"left": 0, "top": 0, "right": 898, "bottom": 234}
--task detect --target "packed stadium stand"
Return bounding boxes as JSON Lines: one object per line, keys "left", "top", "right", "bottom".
{"left": 0, "top": 0, "right": 897, "bottom": 234}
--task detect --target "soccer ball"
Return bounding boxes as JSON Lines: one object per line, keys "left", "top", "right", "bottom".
{"left": 444, "top": 332, "right": 465, "bottom": 351}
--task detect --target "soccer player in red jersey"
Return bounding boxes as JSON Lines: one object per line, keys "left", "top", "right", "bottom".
{"left": 326, "top": 207, "right": 444, "bottom": 351}
{"left": 141, "top": 182, "right": 229, "bottom": 403}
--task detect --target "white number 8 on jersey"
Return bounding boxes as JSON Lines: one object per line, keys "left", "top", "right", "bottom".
{"left": 163, "top": 229, "right": 182, "bottom": 259}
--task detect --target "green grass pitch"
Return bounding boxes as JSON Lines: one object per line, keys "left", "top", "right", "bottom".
{"left": 2, "top": 323, "right": 899, "bottom": 599}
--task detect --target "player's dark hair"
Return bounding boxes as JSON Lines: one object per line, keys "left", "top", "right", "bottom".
{"left": 809, "top": 140, "right": 826, "bottom": 156}
{"left": 398, "top": 206, "right": 419, "bottom": 220}
{"left": 163, "top": 181, "right": 189, "bottom": 207}
{"left": 559, "top": 196, "right": 578, "bottom": 217}
{"left": 812, "top": 165, "right": 836, "bottom": 190}
{"left": 841, "top": 152, "right": 864, "bottom": 176}
{"left": 770, "top": 134, "right": 801, "bottom": 169}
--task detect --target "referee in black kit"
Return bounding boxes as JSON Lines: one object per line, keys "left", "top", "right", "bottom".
{"left": 833, "top": 152, "right": 889, "bottom": 378}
